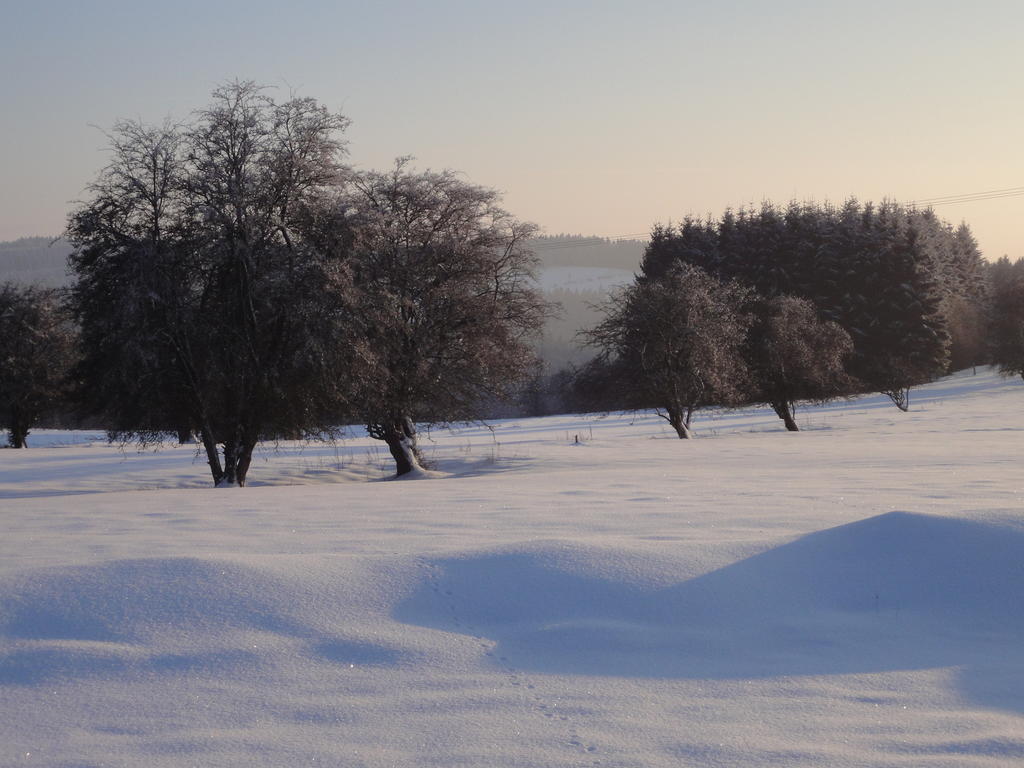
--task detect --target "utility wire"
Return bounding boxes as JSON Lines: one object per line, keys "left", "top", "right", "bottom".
{"left": 908, "top": 186, "right": 1024, "bottom": 207}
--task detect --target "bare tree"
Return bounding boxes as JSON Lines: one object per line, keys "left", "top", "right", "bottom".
{"left": 67, "top": 82, "right": 355, "bottom": 486}
{"left": 66, "top": 118, "right": 194, "bottom": 446}
{"left": 345, "top": 159, "right": 549, "bottom": 475}
{"left": 584, "top": 263, "right": 752, "bottom": 438}
{"left": 0, "top": 284, "right": 75, "bottom": 448}
{"left": 744, "top": 295, "right": 853, "bottom": 431}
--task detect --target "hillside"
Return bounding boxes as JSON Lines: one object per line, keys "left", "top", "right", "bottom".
{"left": 531, "top": 234, "right": 646, "bottom": 271}
{"left": 0, "top": 235, "right": 643, "bottom": 370}
{"left": 0, "top": 237, "right": 72, "bottom": 287}
{"left": 531, "top": 236, "right": 644, "bottom": 368}
{"left": 2, "top": 368, "right": 1023, "bottom": 766}
{"left": 0, "top": 235, "right": 646, "bottom": 288}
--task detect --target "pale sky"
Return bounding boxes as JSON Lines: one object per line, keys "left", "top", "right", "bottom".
{"left": 2, "top": 0, "right": 1022, "bottom": 258}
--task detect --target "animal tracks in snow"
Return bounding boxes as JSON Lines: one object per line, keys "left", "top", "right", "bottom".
{"left": 420, "top": 559, "right": 603, "bottom": 762}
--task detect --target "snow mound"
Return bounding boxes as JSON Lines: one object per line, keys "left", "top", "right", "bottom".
{"left": 397, "top": 513, "right": 1024, "bottom": 678}
{"left": 0, "top": 557, "right": 418, "bottom": 689}
{"left": 0, "top": 558, "right": 304, "bottom": 642}
{"left": 678, "top": 510, "right": 1024, "bottom": 626}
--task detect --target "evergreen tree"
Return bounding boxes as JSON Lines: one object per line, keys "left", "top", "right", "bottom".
{"left": 988, "top": 257, "right": 1024, "bottom": 379}
{"left": 944, "top": 223, "right": 989, "bottom": 372}
{"left": 851, "top": 222, "right": 950, "bottom": 409}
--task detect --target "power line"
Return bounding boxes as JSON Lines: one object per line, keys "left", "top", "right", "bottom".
{"left": 908, "top": 186, "right": 1024, "bottom": 207}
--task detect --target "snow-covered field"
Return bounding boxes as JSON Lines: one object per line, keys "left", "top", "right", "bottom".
{"left": 2, "top": 368, "right": 1023, "bottom": 767}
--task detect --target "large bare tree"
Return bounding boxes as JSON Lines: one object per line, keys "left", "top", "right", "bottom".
{"left": 67, "top": 82, "right": 354, "bottom": 486}
{"left": 346, "top": 159, "right": 549, "bottom": 475}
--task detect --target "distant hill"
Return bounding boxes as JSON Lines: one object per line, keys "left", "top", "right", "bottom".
{"left": 0, "top": 234, "right": 648, "bottom": 288}
{"left": 0, "top": 233, "right": 648, "bottom": 370}
{"left": 528, "top": 236, "right": 647, "bottom": 369}
{"left": 0, "top": 237, "right": 73, "bottom": 287}
{"left": 530, "top": 234, "right": 646, "bottom": 271}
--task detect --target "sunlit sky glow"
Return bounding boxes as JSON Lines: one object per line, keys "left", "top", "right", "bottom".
{"left": 2, "top": 0, "right": 1022, "bottom": 258}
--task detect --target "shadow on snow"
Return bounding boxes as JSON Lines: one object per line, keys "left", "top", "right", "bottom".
{"left": 394, "top": 511, "right": 1024, "bottom": 711}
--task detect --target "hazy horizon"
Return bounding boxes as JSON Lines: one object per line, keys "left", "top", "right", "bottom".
{"left": 3, "top": 0, "right": 1022, "bottom": 258}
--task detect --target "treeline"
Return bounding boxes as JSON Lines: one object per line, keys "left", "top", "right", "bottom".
{"left": 3, "top": 85, "right": 1024, "bottom": 467}
{"left": 559, "top": 201, "right": 1022, "bottom": 433}
{"left": 531, "top": 234, "right": 646, "bottom": 270}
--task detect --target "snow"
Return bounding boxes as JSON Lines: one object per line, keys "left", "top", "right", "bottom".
{"left": 2, "top": 367, "right": 1023, "bottom": 766}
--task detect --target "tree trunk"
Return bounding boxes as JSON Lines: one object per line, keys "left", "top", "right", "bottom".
{"left": 7, "top": 407, "right": 28, "bottom": 448}
{"left": 216, "top": 436, "right": 256, "bottom": 487}
{"left": 198, "top": 425, "right": 226, "bottom": 486}
{"left": 883, "top": 387, "right": 910, "bottom": 412}
{"left": 666, "top": 405, "right": 693, "bottom": 439}
{"left": 771, "top": 400, "right": 799, "bottom": 431}
{"left": 380, "top": 415, "right": 424, "bottom": 476}
{"left": 235, "top": 439, "right": 257, "bottom": 487}
{"left": 221, "top": 441, "right": 240, "bottom": 487}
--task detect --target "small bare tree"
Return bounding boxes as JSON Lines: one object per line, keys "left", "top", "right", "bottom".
{"left": 744, "top": 295, "right": 853, "bottom": 431}
{"left": 584, "top": 263, "right": 752, "bottom": 438}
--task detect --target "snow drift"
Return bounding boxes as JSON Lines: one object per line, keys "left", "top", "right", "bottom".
{"left": 397, "top": 512, "right": 1024, "bottom": 680}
